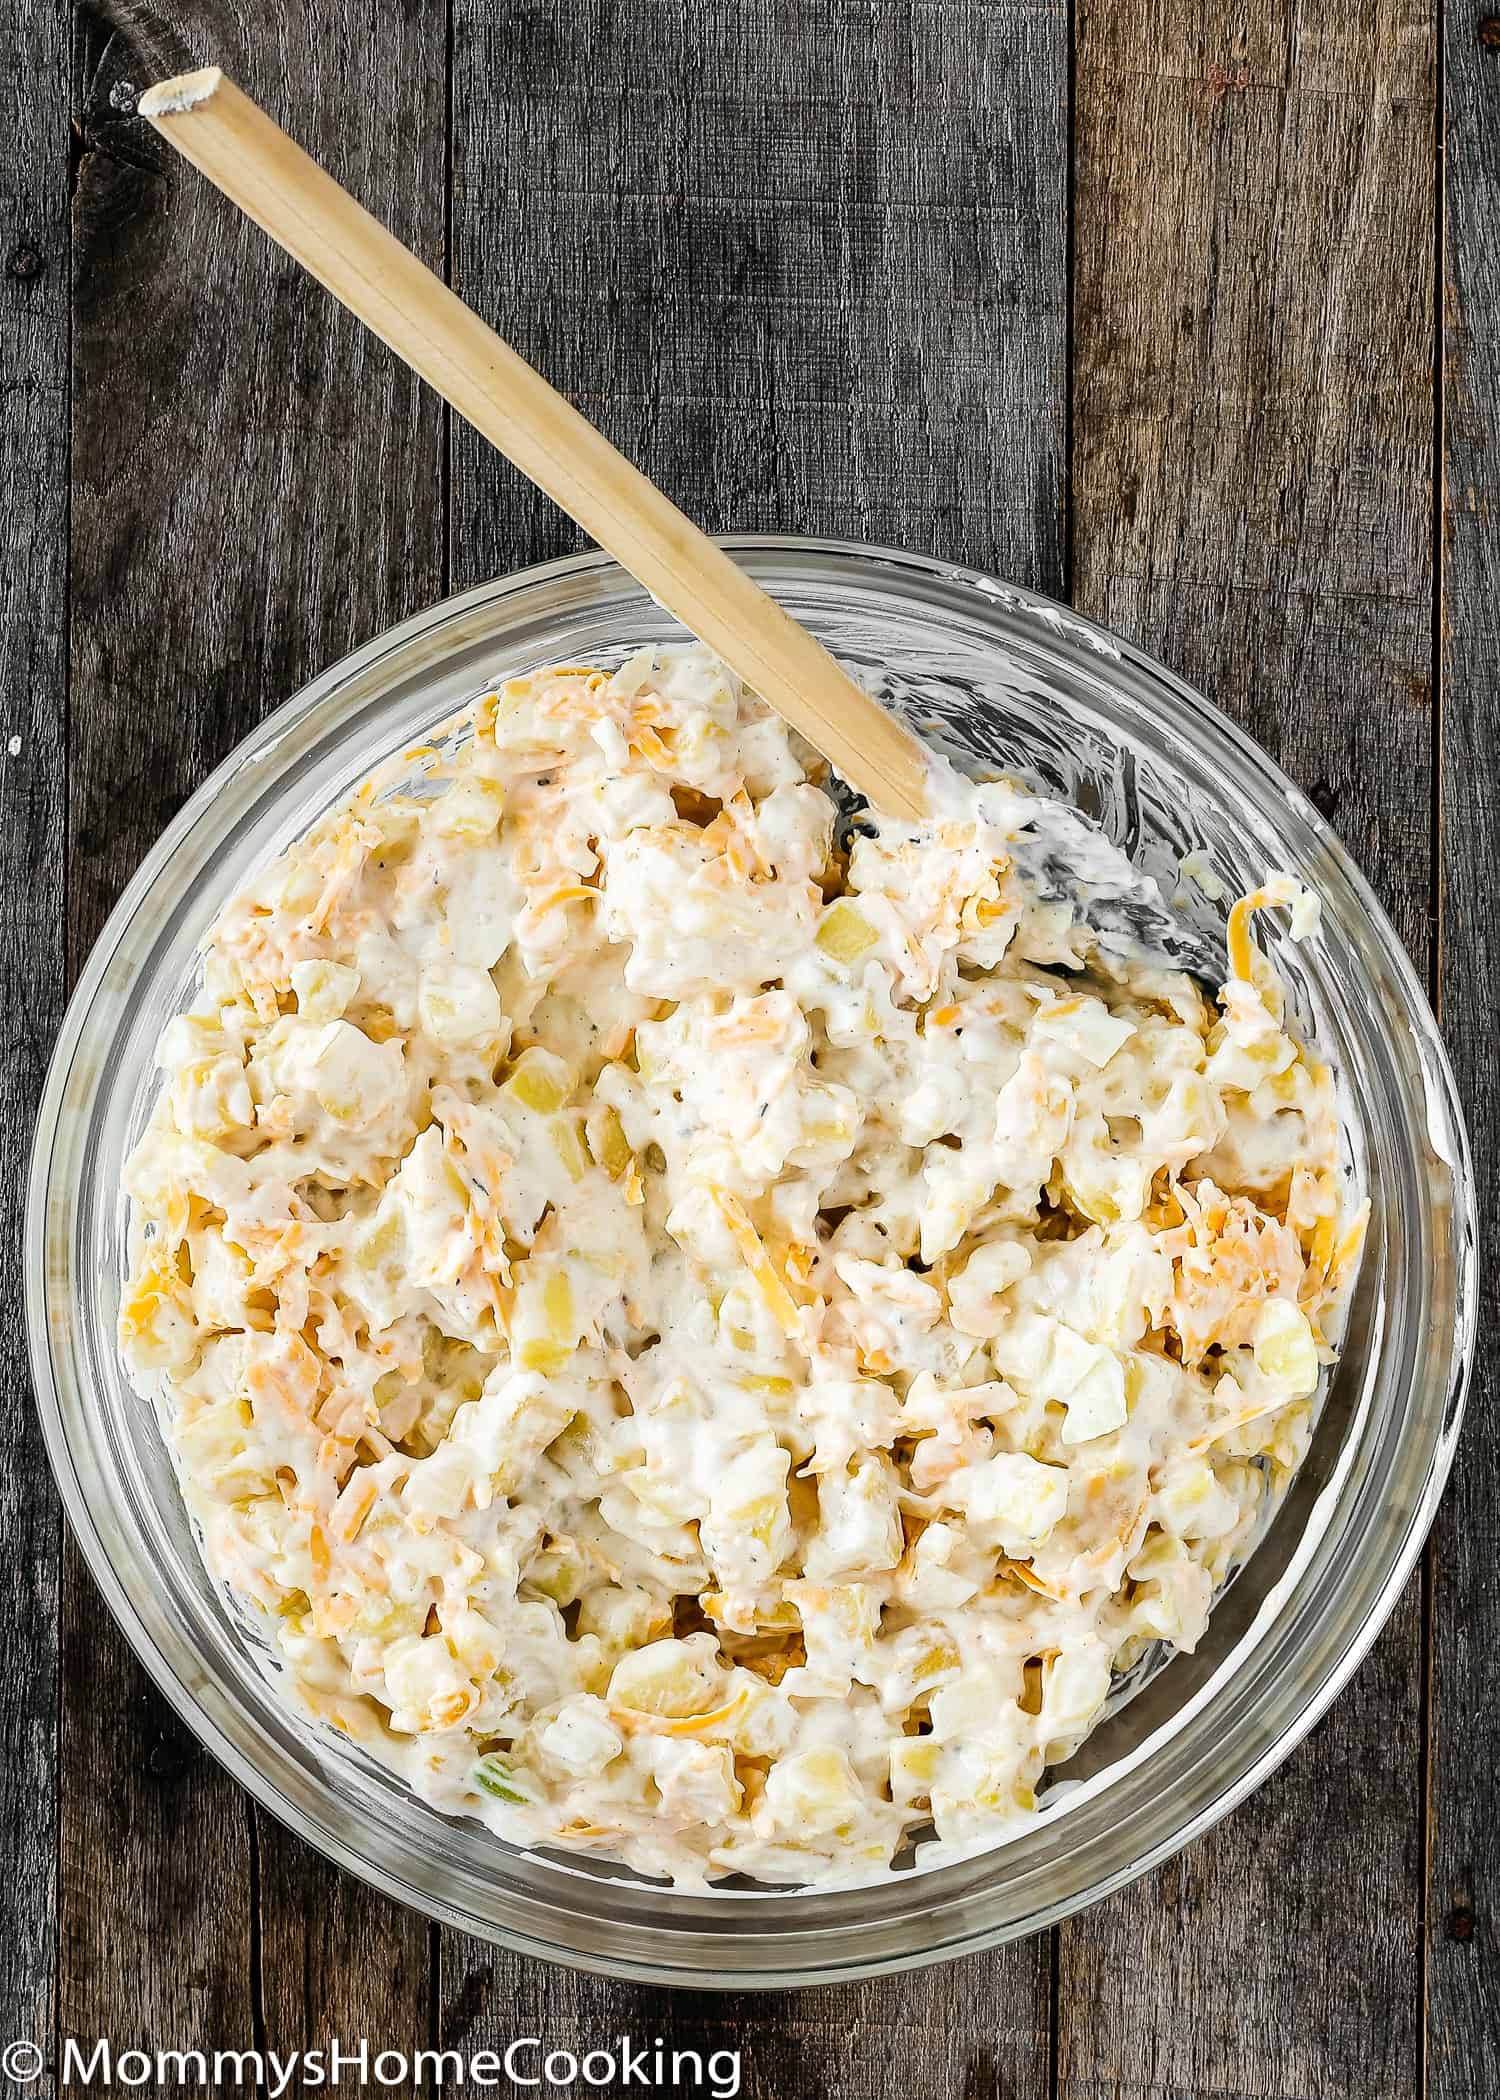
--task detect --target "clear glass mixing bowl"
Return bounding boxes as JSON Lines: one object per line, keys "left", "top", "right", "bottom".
{"left": 26, "top": 539, "right": 1475, "bottom": 1987}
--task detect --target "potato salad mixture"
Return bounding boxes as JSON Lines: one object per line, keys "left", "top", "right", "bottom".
{"left": 120, "top": 646, "right": 1364, "bottom": 1887}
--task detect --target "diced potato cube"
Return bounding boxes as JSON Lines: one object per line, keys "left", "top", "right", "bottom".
{"left": 954, "top": 1450, "right": 1069, "bottom": 1549}
{"left": 1154, "top": 1457, "right": 1240, "bottom": 1540}
{"left": 1033, "top": 998, "right": 1136, "bottom": 1068}
{"left": 889, "top": 1736, "right": 942, "bottom": 1804}
{"left": 642, "top": 1738, "right": 740, "bottom": 1822}
{"left": 418, "top": 962, "right": 506, "bottom": 1049}
{"left": 805, "top": 1455, "right": 904, "bottom": 1580}
{"left": 702, "top": 1438, "right": 793, "bottom": 1584}
{"left": 877, "top": 1622, "right": 962, "bottom": 1717}
{"left": 352, "top": 1208, "right": 403, "bottom": 1276}
{"left": 119, "top": 1247, "right": 198, "bottom": 1372}
{"left": 1252, "top": 1297, "right": 1319, "bottom": 1396}
{"left": 155, "top": 1012, "right": 224, "bottom": 1072}
{"left": 1060, "top": 1351, "right": 1128, "bottom": 1445}
{"left": 446, "top": 1604, "right": 503, "bottom": 1676}
{"left": 505, "top": 1259, "right": 581, "bottom": 1375}
{"left": 524, "top": 1542, "right": 589, "bottom": 1606}
{"left": 608, "top": 1466, "right": 701, "bottom": 1527}
{"left": 170, "top": 1053, "right": 254, "bottom": 1141}
{"left": 947, "top": 1239, "right": 1031, "bottom": 1337}
{"left": 401, "top": 1442, "right": 472, "bottom": 1521}
{"left": 539, "top": 1695, "right": 623, "bottom": 1777}
{"left": 762, "top": 1746, "right": 861, "bottom": 1838}
{"left": 173, "top": 1396, "right": 257, "bottom": 1487}
{"left": 903, "top": 1521, "right": 981, "bottom": 1611}
{"left": 1038, "top": 1640, "right": 1111, "bottom": 1744}
{"left": 551, "top": 1118, "right": 590, "bottom": 1182}
{"left": 434, "top": 771, "right": 506, "bottom": 840}
{"left": 383, "top": 1634, "right": 477, "bottom": 1733}
{"left": 502, "top": 1046, "right": 575, "bottom": 1115}
{"left": 815, "top": 899, "right": 879, "bottom": 964}
{"left": 311, "top": 1022, "right": 404, "bottom": 1127}
{"left": 290, "top": 959, "right": 360, "bottom": 1023}
{"left": 789, "top": 1579, "right": 880, "bottom": 1689}
{"left": 609, "top": 1636, "right": 722, "bottom": 1718}
{"left": 576, "top": 1585, "right": 674, "bottom": 1656}
{"left": 1125, "top": 1533, "right": 1213, "bottom": 1648}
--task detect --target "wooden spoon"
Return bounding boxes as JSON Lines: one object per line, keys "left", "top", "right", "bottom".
{"left": 138, "top": 67, "right": 931, "bottom": 820}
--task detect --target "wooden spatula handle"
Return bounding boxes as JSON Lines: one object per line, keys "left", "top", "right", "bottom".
{"left": 139, "top": 67, "right": 932, "bottom": 820}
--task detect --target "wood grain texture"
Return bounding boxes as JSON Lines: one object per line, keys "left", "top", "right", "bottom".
{"left": 448, "top": 0, "right": 1068, "bottom": 584}
{"left": 63, "top": 0, "right": 446, "bottom": 2061}
{"left": 442, "top": 0, "right": 1063, "bottom": 2080}
{"left": 137, "top": 67, "right": 935, "bottom": 822}
{"left": 1, "top": 0, "right": 69, "bottom": 2083}
{"left": 1060, "top": 3, "right": 1436, "bottom": 2097}
{"left": 1427, "top": 10, "right": 1500, "bottom": 2096}
{"left": 255, "top": 1837, "right": 433, "bottom": 2067}
{"left": 437, "top": 1951, "right": 1051, "bottom": 2100}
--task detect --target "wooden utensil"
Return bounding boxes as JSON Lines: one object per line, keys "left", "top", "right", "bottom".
{"left": 138, "top": 67, "right": 932, "bottom": 820}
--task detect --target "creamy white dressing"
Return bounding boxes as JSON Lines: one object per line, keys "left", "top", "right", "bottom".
{"left": 120, "top": 645, "right": 1363, "bottom": 1887}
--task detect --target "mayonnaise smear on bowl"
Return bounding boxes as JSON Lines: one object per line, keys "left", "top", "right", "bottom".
{"left": 119, "top": 645, "right": 1365, "bottom": 1887}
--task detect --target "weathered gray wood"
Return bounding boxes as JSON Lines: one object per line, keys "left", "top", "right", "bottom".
{"left": 1, "top": 0, "right": 69, "bottom": 2085}
{"left": 1060, "top": 3, "right": 1435, "bottom": 2096}
{"left": 1427, "top": 9, "right": 1500, "bottom": 2094}
{"left": 437, "top": 1948, "right": 1052, "bottom": 2097}
{"left": 256, "top": 1838, "right": 434, "bottom": 2066}
{"left": 443, "top": 0, "right": 1064, "bottom": 2076}
{"left": 448, "top": 0, "right": 1067, "bottom": 584}
{"left": 63, "top": 0, "right": 445, "bottom": 2059}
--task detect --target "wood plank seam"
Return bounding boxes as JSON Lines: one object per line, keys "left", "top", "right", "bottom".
{"left": 1060, "top": 0, "right": 1435, "bottom": 2089}
{"left": 1425, "top": 0, "right": 1500, "bottom": 2092}
{"left": 1419, "top": 3, "right": 1447, "bottom": 2094}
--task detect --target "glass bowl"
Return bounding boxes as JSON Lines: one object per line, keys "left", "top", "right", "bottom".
{"left": 27, "top": 538, "right": 1475, "bottom": 1987}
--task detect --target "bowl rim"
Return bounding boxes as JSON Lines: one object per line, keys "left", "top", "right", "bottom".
{"left": 26, "top": 534, "right": 1477, "bottom": 1987}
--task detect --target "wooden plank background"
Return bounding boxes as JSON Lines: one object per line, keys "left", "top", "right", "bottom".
{"left": 1, "top": 0, "right": 1487, "bottom": 2091}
